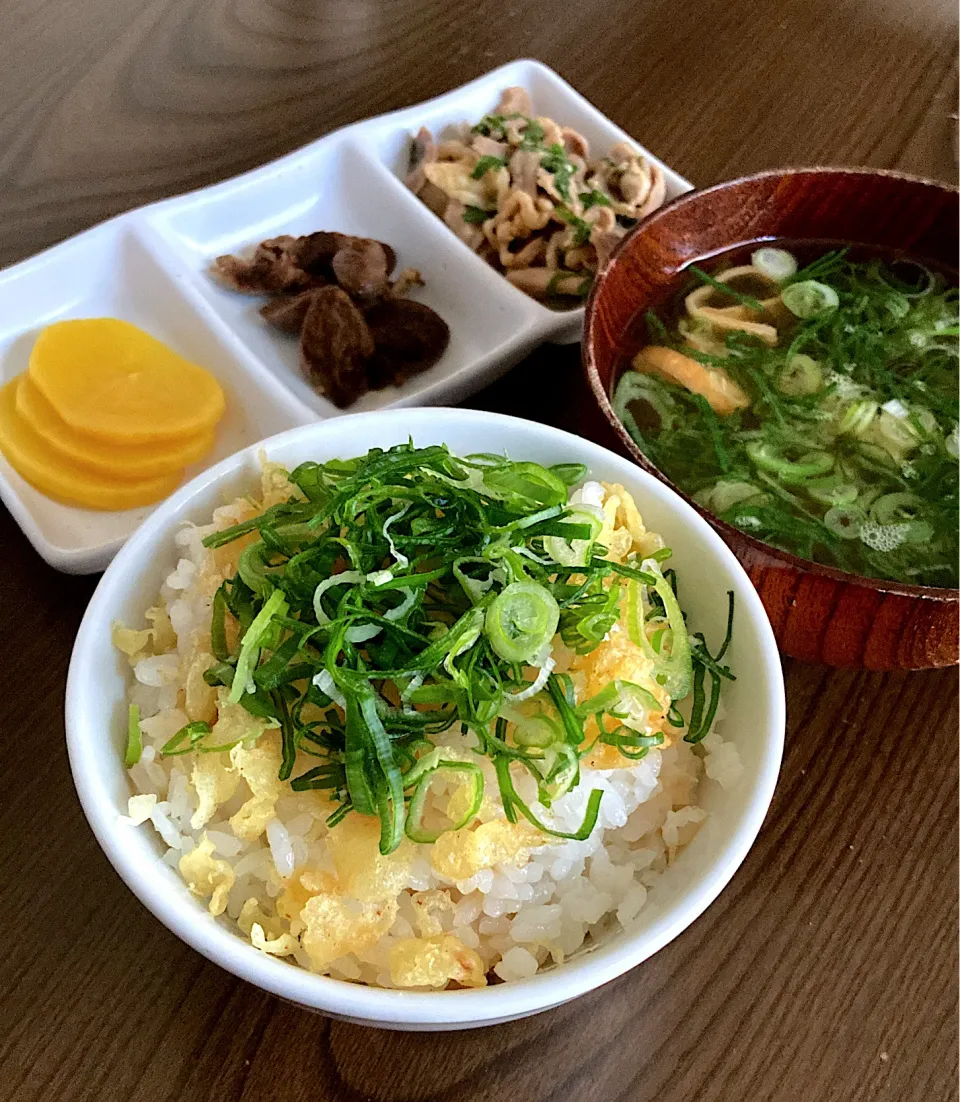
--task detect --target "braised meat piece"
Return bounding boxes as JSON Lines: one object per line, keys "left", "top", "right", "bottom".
{"left": 212, "top": 236, "right": 327, "bottom": 295}
{"left": 300, "top": 287, "right": 376, "bottom": 408}
{"left": 259, "top": 290, "right": 317, "bottom": 334}
{"left": 364, "top": 299, "right": 450, "bottom": 387}
{"left": 211, "top": 230, "right": 447, "bottom": 406}
{"left": 331, "top": 238, "right": 391, "bottom": 302}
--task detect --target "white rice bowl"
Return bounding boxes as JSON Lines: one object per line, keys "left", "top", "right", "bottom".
{"left": 66, "top": 410, "right": 784, "bottom": 1029}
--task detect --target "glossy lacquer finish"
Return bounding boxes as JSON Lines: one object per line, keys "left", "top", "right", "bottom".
{"left": 584, "top": 168, "right": 959, "bottom": 669}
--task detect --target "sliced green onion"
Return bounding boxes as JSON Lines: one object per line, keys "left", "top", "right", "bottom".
{"left": 543, "top": 505, "right": 604, "bottom": 567}
{"left": 441, "top": 607, "right": 487, "bottom": 676}
{"left": 404, "top": 761, "right": 484, "bottom": 844}
{"left": 496, "top": 755, "right": 603, "bottom": 840}
{"left": 342, "top": 692, "right": 376, "bottom": 816}
{"left": 805, "top": 476, "right": 859, "bottom": 506}
{"left": 196, "top": 738, "right": 243, "bottom": 754}
{"left": 513, "top": 713, "right": 564, "bottom": 748}
{"left": 625, "top": 571, "right": 692, "bottom": 699}
{"left": 612, "top": 371, "right": 679, "bottom": 440}
{"left": 574, "top": 681, "right": 622, "bottom": 718}
{"left": 877, "top": 259, "right": 935, "bottom": 298}
{"left": 746, "top": 441, "right": 834, "bottom": 483}
{"left": 699, "top": 480, "right": 763, "bottom": 515}
{"left": 685, "top": 672, "right": 722, "bottom": 743}
{"left": 238, "top": 541, "right": 275, "bottom": 598}
{"left": 161, "top": 720, "right": 212, "bottom": 756}
{"left": 230, "top": 589, "right": 288, "bottom": 703}
{"left": 824, "top": 505, "right": 865, "bottom": 539}
{"left": 546, "top": 673, "right": 585, "bottom": 745}
{"left": 781, "top": 279, "right": 840, "bottom": 318}
{"left": 838, "top": 400, "right": 879, "bottom": 438}
{"left": 875, "top": 409, "right": 923, "bottom": 454}
{"left": 549, "top": 463, "right": 588, "bottom": 486}
{"left": 484, "top": 581, "right": 560, "bottom": 664}
{"left": 210, "top": 585, "right": 231, "bottom": 661}
{"left": 312, "top": 571, "right": 364, "bottom": 626}
{"left": 537, "top": 743, "right": 579, "bottom": 807}
{"left": 870, "top": 492, "right": 923, "bottom": 526}
{"left": 901, "top": 520, "right": 934, "bottom": 543}
{"left": 600, "top": 728, "right": 664, "bottom": 758}
{"left": 751, "top": 247, "right": 797, "bottom": 282}
{"left": 291, "top": 763, "right": 347, "bottom": 792}
{"left": 124, "top": 704, "right": 142, "bottom": 767}
{"left": 481, "top": 462, "right": 568, "bottom": 508}
{"left": 453, "top": 557, "right": 499, "bottom": 605}
{"left": 689, "top": 265, "right": 764, "bottom": 311}
{"left": 575, "top": 679, "right": 659, "bottom": 722}
{"left": 777, "top": 354, "right": 822, "bottom": 396}
{"left": 616, "top": 679, "right": 662, "bottom": 721}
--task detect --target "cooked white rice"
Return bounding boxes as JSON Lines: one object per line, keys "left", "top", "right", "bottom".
{"left": 117, "top": 468, "right": 742, "bottom": 988}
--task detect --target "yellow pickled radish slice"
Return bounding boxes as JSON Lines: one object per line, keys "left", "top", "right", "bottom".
{"left": 28, "top": 318, "right": 226, "bottom": 445}
{"left": 15, "top": 375, "right": 215, "bottom": 479}
{"left": 0, "top": 379, "right": 183, "bottom": 510}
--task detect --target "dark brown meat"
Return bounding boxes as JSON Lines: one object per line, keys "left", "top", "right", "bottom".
{"left": 331, "top": 238, "right": 391, "bottom": 302}
{"left": 363, "top": 299, "right": 450, "bottom": 387}
{"left": 259, "top": 290, "right": 317, "bottom": 334}
{"left": 299, "top": 286, "right": 375, "bottom": 407}
{"left": 213, "top": 232, "right": 396, "bottom": 296}
{"left": 212, "top": 226, "right": 447, "bottom": 405}
{"left": 292, "top": 231, "right": 345, "bottom": 276}
{"left": 211, "top": 236, "right": 327, "bottom": 295}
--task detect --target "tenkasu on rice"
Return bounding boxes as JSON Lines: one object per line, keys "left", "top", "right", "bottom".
{"left": 117, "top": 461, "right": 742, "bottom": 988}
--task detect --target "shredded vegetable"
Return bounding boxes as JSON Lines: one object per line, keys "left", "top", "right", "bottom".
{"left": 177, "top": 443, "right": 736, "bottom": 854}
{"left": 124, "top": 704, "right": 142, "bottom": 767}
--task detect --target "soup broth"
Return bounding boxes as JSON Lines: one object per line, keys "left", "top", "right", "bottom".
{"left": 612, "top": 241, "right": 959, "bottom": 588}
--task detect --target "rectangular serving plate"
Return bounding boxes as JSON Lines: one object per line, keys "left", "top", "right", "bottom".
{"left": 0, "top": 58, "right": 692, "bottom": 573}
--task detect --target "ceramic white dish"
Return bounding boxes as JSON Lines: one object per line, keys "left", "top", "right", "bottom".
{"left": 0, "top": 58, "right": 690, "bottom": 574}
{"left": 66, "top": 408, "right": 784, "bottom": 1031}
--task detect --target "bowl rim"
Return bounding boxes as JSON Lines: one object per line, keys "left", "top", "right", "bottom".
{"left": 65, "top": 407, "right": 786, "bottom": 1028}
{"left": 583, "top": 165, "right": 960, "bottom": 604}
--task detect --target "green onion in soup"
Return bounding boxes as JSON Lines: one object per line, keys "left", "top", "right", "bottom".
{"left": 613, "top": 248, "right": 959, "bottom": 588}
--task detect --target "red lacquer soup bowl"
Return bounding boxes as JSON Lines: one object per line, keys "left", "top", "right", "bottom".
{"left": 583, "top": 167, "right": 958, "bottom": 669}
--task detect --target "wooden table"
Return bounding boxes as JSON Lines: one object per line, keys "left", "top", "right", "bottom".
{"left": 1, "top": 1, "right": 957, "bottom": 1099}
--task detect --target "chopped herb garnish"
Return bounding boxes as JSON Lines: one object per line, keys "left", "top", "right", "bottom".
{"left": 580, "top": 189, "right": 612, "bottom": 209}
{"left": 614, "top": 253, "right": 959, "bottom": 586}
{"left": 471, "top": 155, "right": 508, "bottom": 179}
{"left": 471, "top": 114, "right": 506, "bottom": 137}
{"left": 124, "top": 704, "right": 142, "bottom": 767}
{"left": 181, "top": 443, "right": 730, "bottom": 853}
{"left": 519, "top": 118, "right": 546, "bottom": 150}
{"left": 685, "top": 592, "right": 736, "bottom": 743}
{"left": 689, "top": 265, "right": 765, "bottom": 311}
{"left": 463, "top": 205, "right": 493, "bottom": 225}
{"left": 162, "top": 720, "right": 213, "bottom": 756}
{"left": 539, "top": 143, "right": 577, "bottom": 201}
{"left": 556, "top": 206, "right": 592, "bottom": 248}
{"left": 471, "top": 112, "right": 523, "bottom": 140}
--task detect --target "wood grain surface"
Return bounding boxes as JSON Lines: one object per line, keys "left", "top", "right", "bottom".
{"left": 0, "top": 1, "right": 957, "bottom": 1100}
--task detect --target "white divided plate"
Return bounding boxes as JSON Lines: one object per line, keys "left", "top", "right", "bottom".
{"left": 0, "top": 58, "right": 691, "bottom": 573}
